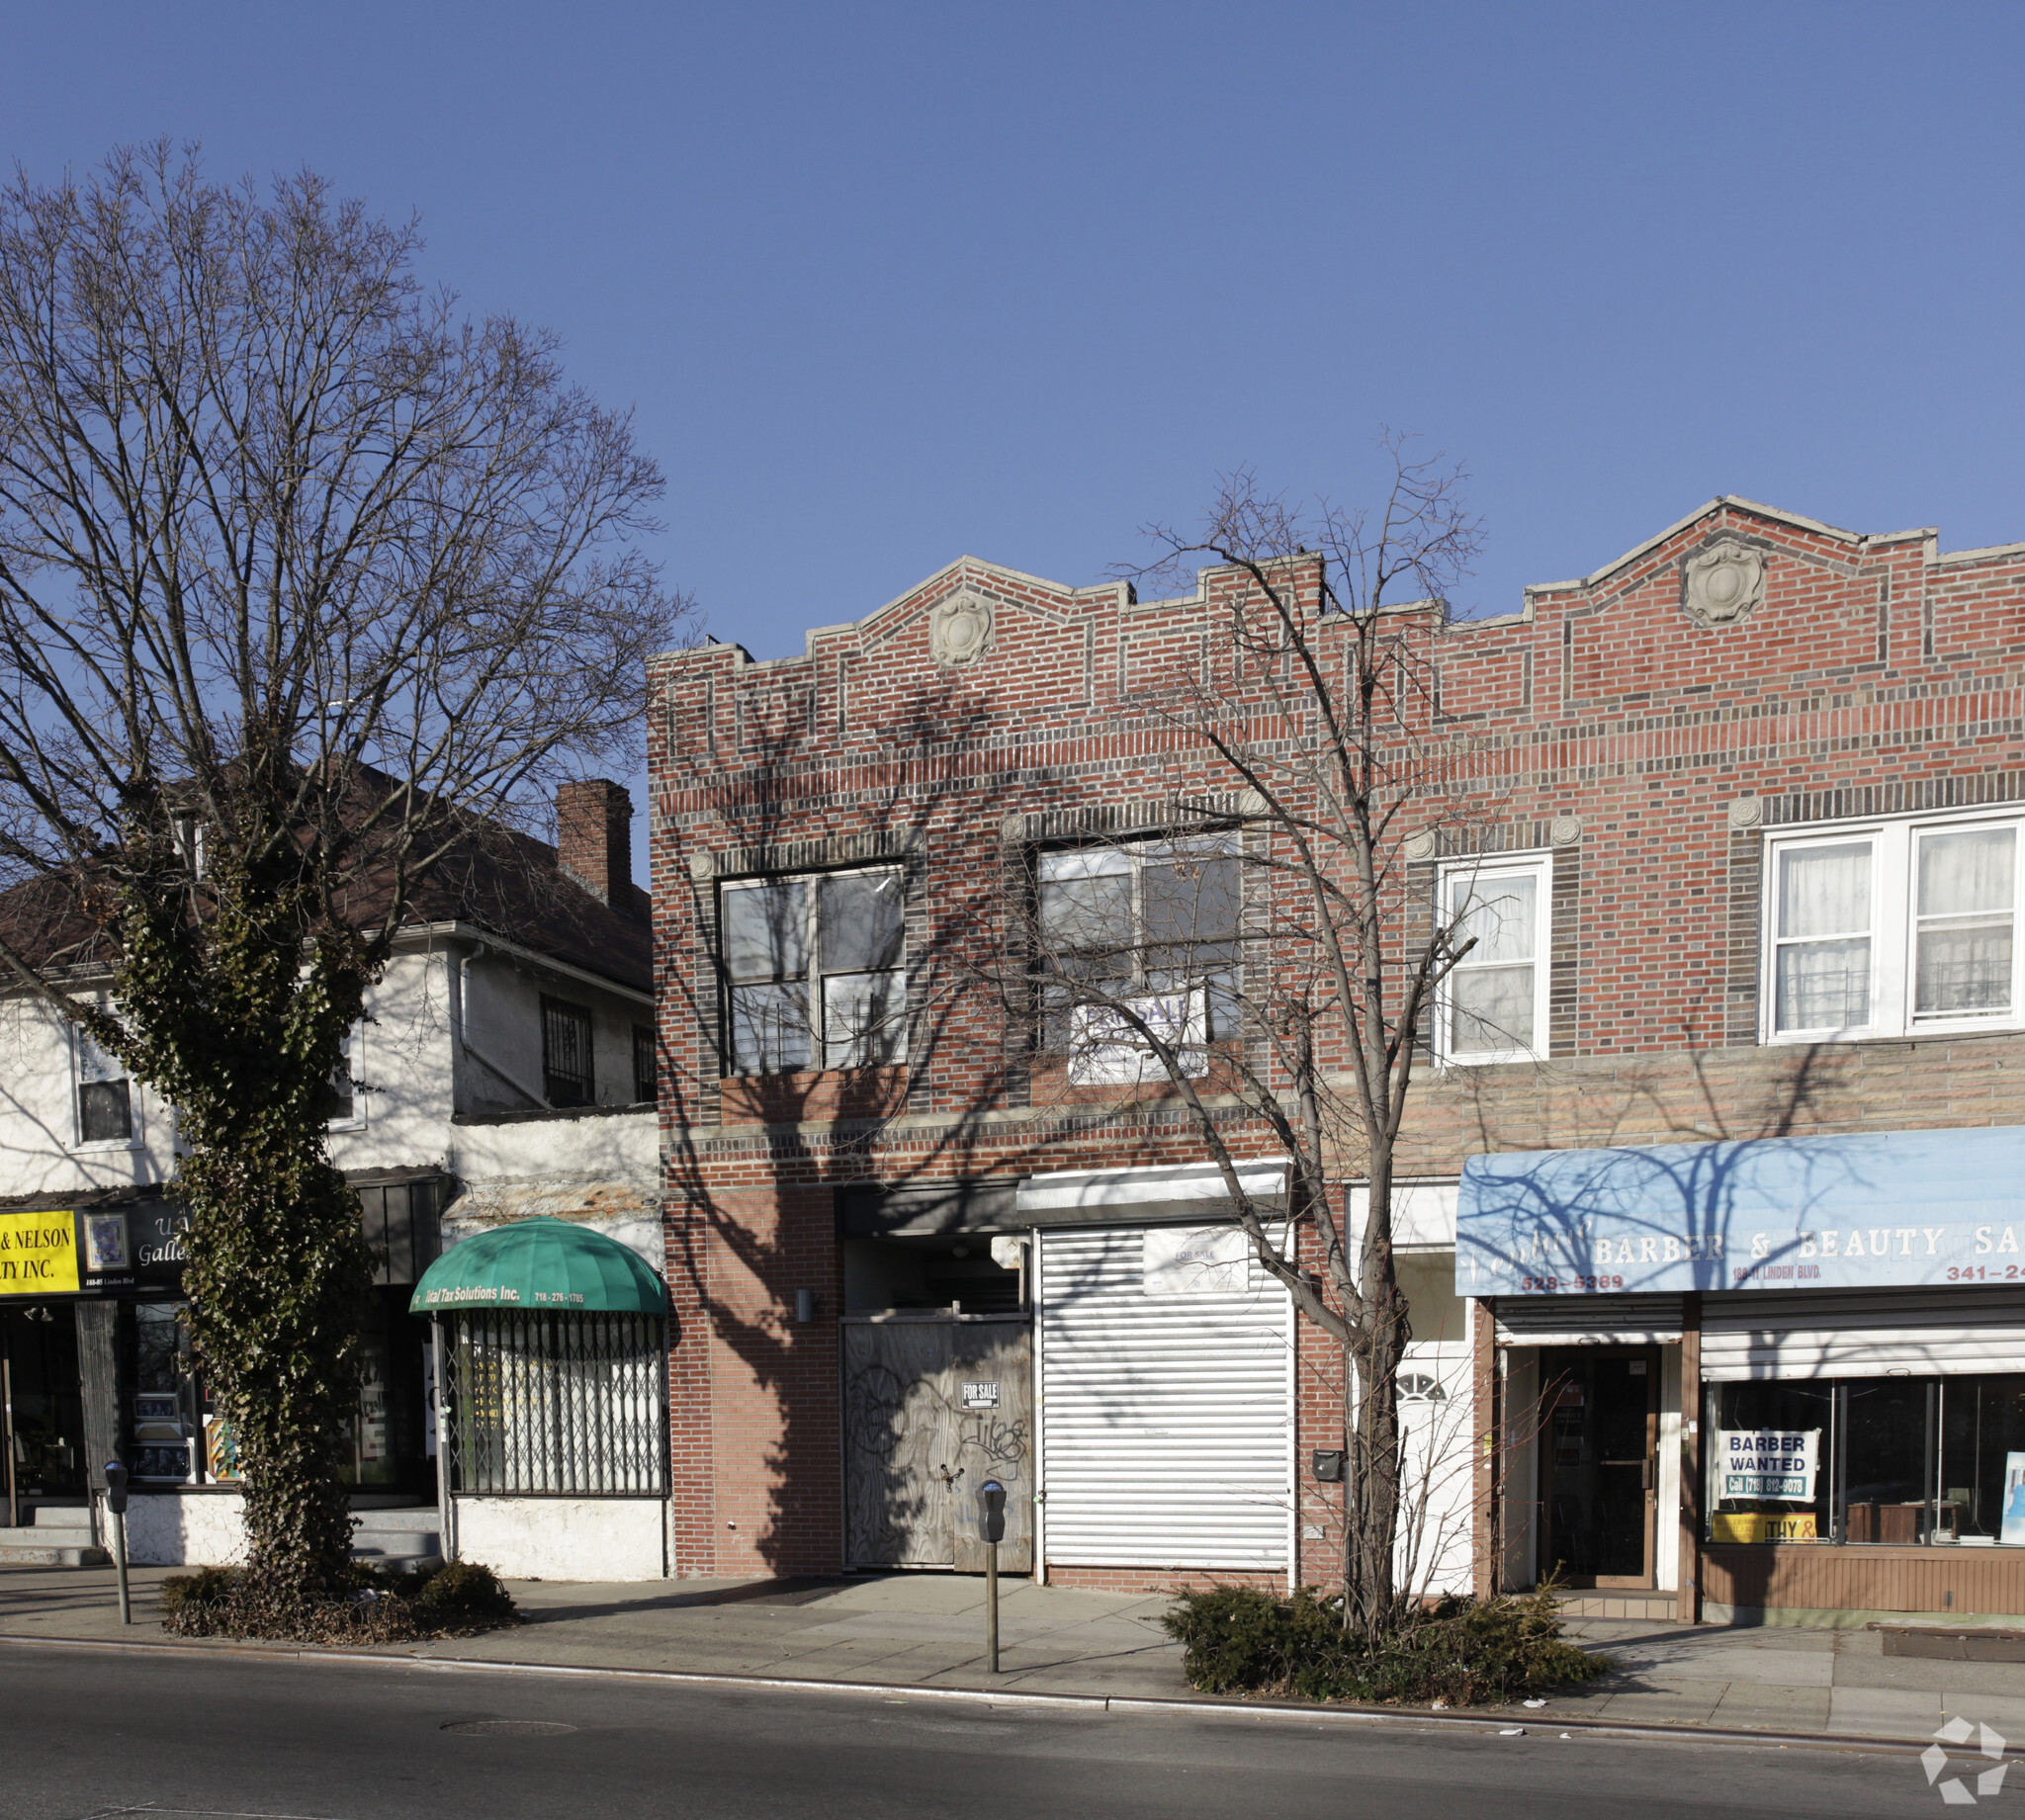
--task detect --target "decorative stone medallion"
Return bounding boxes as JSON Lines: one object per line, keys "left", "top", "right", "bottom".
{"left": 1549, "top": 816, "right": 1583, "bottom": 848}
{"left": 1727, "top": 795, "right": 1763, "bottom": 830}
{"left": 1682, "top": 539, "right": 1767, "bottom": 628}
{"left": 929, "top": 589, "right": 996, "bottom": 668}
{"left": 1401, "top": 829, "right": 1438, "bottom": 863}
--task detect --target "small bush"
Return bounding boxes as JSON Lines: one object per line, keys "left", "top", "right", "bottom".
{"left": 412, "top": 1560, "right": 518, "bottom": 1627}
{"left": 1162, "top": 1583, "right": 1610, "bottom": 1707}
{"left": 159, "top": 1558, "right": 518, "bottom": 1643}
{"left": 159, "top": 1564, "right": 240, "bottom": 1615}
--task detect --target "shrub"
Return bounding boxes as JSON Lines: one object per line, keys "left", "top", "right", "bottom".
{"left": 159, "top": 1564, "right": 240, "bottom": 1615}
{"left": 412, "top": 1560, "right": 518, "bottom": 1628}
{"left": 1161, "top": 1583, "right": 1610, "bottom": 1707}
{"left": 159, "top": 1558, "right": 518, "bottom": 1642}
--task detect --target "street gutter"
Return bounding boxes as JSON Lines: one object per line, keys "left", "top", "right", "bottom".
{"left": 0, "top": 1628, "right": 1990, "bottom": 1761}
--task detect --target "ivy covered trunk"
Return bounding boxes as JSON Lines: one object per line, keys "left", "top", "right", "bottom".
{"left": 105, "top": 837, "right": 377, "bottom": 1618}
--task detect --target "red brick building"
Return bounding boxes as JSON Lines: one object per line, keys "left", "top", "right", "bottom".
{"left": 651, "top": 497, "right": 2025, "bottom": 1624}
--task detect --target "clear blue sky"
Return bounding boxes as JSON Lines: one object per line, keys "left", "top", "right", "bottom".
{"left": 9, "top": 4, "right": 2024, "bottom": 654}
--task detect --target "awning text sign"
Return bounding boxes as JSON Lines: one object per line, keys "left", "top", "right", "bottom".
{"left": 1457, "top": 1127, "right": 2025, "bottom": 1294}
{"left": 0, "top": 1209, "right": 79, "bottom": 1295}
{"left": 1718, "top": 1429, "right": 1819, "bottom": 1503}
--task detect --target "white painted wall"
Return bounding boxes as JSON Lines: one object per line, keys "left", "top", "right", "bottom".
{"left": 0, "top": 996, "right": 174, "bottom": 1195}
{"left": 0, "top": 931, "right": 654, "bottom": 1194}
{"left": 124, "top": 1491, "right": 248, "bottom": 1566}
{"left": 459, "top": 948, "right": 650, "bottom": 1116}
{"left": 326, "top": 945, "right": 457, "bottom": 1175}
{"left": 452, "top": 1495, "right": 665, "bottom": 1581}
{"left": 1655, "top": 1344, "right": 1682, "bottom": 1593}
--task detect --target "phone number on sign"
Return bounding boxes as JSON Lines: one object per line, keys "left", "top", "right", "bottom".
{"left": 1518, "top": 1274, "right": 1626, "bottom": 1292}
{"left": 1948, "top": 1265, "right": 2025, "bottom": 1281}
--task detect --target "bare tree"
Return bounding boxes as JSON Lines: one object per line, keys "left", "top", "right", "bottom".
{"left": 0, "top": 145, "right": 688, "bottom": 1625}
{"left": 1008, "top": 442, "right": 1496, "bottom": 1636}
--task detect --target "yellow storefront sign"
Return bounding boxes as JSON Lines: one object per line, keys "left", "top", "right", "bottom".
{"left": 0, "top": 1209, "right": 79, "bottom": 1295}
{"left": 1713, "top": 1511, "right": 1819, "bottom": 1544}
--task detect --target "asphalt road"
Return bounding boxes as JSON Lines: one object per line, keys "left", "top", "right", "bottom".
{"left": 0, "top": 1643, "right": 2000, "bottom": 1820}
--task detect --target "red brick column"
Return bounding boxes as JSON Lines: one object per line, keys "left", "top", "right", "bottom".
{"left": 664, "top": 1186, "right": 716, "bottom": 1576}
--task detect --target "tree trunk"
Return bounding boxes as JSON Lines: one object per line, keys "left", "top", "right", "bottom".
{"left": 110, "top": 850, "right": 376, "bottom": 1619}
{"left": 181, "top": 1145, "right": 371, "bottom": 1608}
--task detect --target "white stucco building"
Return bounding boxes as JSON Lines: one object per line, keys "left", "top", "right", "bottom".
{"left": 0, "top": 779, "right": 666, "bottom": 1579}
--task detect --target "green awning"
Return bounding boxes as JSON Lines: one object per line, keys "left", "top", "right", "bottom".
{"left": 408, "top": 1218, "right": 666, "bottom": 1315}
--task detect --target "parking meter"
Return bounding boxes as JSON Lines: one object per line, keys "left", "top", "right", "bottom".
{"left": 977, "top": 1479, "right": 1007, "bottom": 1673}
{"left": 103, "top": 1459, "right": 131, "bottom": 1624}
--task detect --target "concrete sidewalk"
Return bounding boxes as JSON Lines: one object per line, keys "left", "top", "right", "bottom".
{"left": 5, "top": 1561, "right": 2024, "bottom": 1747}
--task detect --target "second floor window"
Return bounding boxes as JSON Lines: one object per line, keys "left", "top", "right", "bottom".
{"left": 721, "top": 867, "right": 906, "bottom": 1075}
{"left": 542, "top": 996, "right": 595, "bottom": 1106}
{"left": 1768, "top": 812, "right": 2024, "bottom": 1040}
{"left": 1037, "top": 835, "right": 1241, "bottom": 1083}
{"left": 1439, "top": 855, "right": 1552, "bottom": 1065}
{"left": 322, "top": 1021, "right": 363, "bottom": 1126}
{"left": 75, "top": 1024, "right": 132, "bottom": 1145}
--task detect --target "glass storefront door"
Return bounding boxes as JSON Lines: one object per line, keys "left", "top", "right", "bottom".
{"left": 1, "top": 1304, "right": 86, "bottom": 1510}
{"left": 1540, "top": 1347, "right": 1659, "bottom": 1588}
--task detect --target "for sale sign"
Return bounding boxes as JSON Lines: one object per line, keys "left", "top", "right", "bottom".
{"left": 1718, "top": 1429, "right": 1820, "bottom": 1503}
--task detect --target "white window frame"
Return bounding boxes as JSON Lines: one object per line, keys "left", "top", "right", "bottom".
{"left": 719, "top": 864, "right": 908, "bottom": 1076}
{"left": 1434, "top": 852, "right": 1553, "bottom": 1067}
{"left": 1762, "top": 804, "right": 2025, "bottom": 1043}
{"left": 325, "top": 1020, "right": 368, "bottom": 1132}
{"left": 72, "top": 1015, "right": 142, "bottom": 1153}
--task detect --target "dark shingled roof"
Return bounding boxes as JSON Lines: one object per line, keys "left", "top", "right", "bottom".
{"left": 0, "top": 811, "right": 651, "bottom": 995}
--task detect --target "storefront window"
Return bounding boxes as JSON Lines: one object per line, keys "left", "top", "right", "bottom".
{"left": 1941, "top": 1377, "right": 2025, "bottom": 1544}
{"left": 1709, "top": 1374, "right": 2025, "bottom": 1545}
{"left": 132, "top": 1300, "right": 199, "bottom": 1482}
{"left": 1707, "top": 1380, "right": 1832, "bottom": 1543}
{"left": 1843, "top": 1379, "right": 1931, "bottom": 1543}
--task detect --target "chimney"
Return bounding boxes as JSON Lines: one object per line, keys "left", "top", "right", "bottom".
{"left": 557, "top": 778, "right": 634, "bottom": 907}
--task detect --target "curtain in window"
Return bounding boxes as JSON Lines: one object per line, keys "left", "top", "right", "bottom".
{"left": 1448, "top": 872, "right": 1537, "bottom": 1055}
{"left": 1775, "top": 841, "right": 1872, "bottom": 1031}
{"left": 1915, "top": 826, "right": 2015, "bottom": 1016}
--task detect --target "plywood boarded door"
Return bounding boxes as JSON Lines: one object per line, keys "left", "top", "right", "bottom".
{"left": 843, "top": 1318, "right": 1032, "bottom": 1572}
{"left": 950, "top": 1320, "right": 1032, "bottom": 1575}
{"left": 844, "top": 1321, "right": 955, "bottom": 1566}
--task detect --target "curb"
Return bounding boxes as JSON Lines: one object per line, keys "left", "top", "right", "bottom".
{"left": 0, "top": 1628, "right": 1994, "bottom": 1760}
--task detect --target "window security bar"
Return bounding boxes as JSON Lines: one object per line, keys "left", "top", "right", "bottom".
{"left": 441, "top": 1311, "right": 667, "bottom": 1497}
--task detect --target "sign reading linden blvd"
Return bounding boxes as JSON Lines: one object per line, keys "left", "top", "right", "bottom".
{"left": 0, "top": 1209, "right": 79, "bottom": 1295}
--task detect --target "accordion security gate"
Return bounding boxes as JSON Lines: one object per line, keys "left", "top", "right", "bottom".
{"left": 441, "top": 1310, "right": 667, "bottom": 1496}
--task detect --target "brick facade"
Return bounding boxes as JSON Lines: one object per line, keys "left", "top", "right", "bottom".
{"left": 648, "top": 497, "right": 2025, "bottom": 1588}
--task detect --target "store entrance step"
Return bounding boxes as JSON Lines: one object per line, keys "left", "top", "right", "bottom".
{"left": 1552, "top": 1591, "right": 1681, "bottom": 1620}
{"left": 0, "top": 1525, "right": 109, "bottom": 1566}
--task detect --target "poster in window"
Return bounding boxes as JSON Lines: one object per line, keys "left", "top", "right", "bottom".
{"left": 1717, "top": 1429, "right": 1820, "bottom": 1503}
{"left": 2003, "top": 1453, "right": 2025, "bottom": 1546}
{"left": 1712, "top": 1512, "right": 1819, "bottom": 1543}
{"left": 83, "top": 1212, "right": 129, "bottom": 1272}
{"left": 205, "top": 1414, "right": 240, "bottom": 1483}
